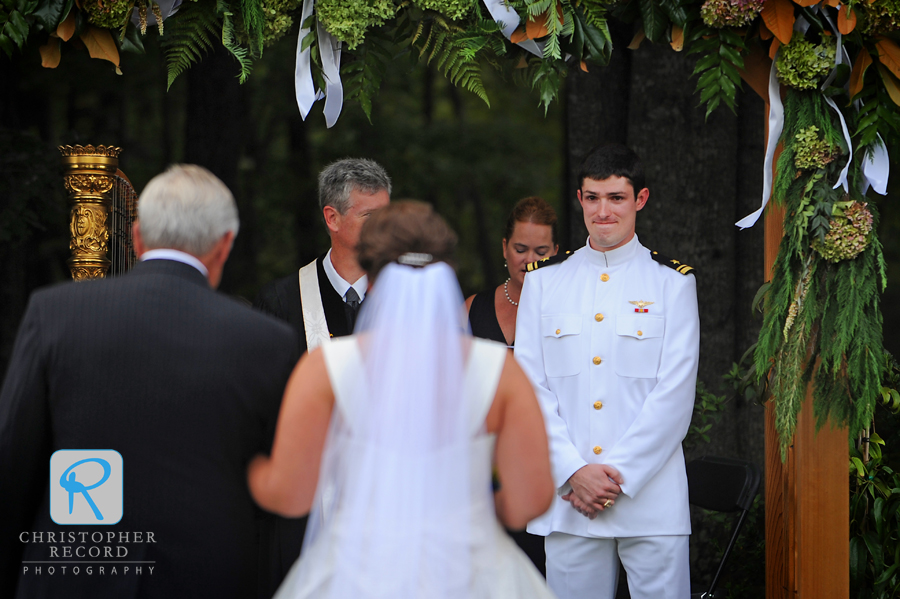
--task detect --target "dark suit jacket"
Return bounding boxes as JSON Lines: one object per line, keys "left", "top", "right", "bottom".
{"left": 252, "top": 253, "right": 356, "bottom": 595}
{"left": 0, "top": 259, "right": 299, "bottom": 599}
{"left": 254, "top": 253, "right": 355, "bottom": 357}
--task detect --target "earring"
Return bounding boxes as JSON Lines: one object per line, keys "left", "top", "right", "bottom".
{"left": 503, "top": 260, "right": 507, "bottom": 268}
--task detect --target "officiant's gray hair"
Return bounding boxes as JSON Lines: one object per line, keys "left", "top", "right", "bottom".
{"left": 318, "top": 158, "right": 392, "bottom": 215}
{"left": 138, "top": 164, "right": 240, "bottom": 257}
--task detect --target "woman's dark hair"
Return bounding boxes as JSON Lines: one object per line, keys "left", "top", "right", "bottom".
{"left": 577, "top": 144, "right": 645, "bottom": 193}
{"left": 357, "top": 200, "right": 458, "bottom": 279}
{"left": 503, "top": 196, "right": 558, "bottom": 245}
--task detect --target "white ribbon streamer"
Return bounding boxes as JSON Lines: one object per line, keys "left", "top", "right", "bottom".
{"left": 481, "top": 0, "right": 543, "bottom": 57}
{"left": 824, "top": 95, "right": 852, "bottom": 193}
{"left": 816, "top": 9, "right": 852, "bottom": 193}
{"left": 294, "top": 0, "right": 342, "bottom": 127}
{"left": 863, "top": 136, "right": 890, "bottom": 195}
{"left": 295, "top": 0, "right": 317, "bottom": 118}
{"left": 736, "top": 56, "right": 784, "bottom": 229}
{"left": 318, "top": 20, "right": 343, "bottom": 128}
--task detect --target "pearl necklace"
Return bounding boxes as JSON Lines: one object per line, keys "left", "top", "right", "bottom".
{"left": 504, "top": 278, "right": 519, "bottom": 306}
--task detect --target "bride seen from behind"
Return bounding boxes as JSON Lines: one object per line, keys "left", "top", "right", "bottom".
{"left": 248, "top": 201, "right": 556, "bottom": 598}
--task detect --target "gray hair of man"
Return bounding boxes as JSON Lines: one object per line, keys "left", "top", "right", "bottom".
{"left": 318, "top": 158, "right": 392, "bottom": 215}
{"left": 138, "top": 164, "right": 240, "bottom": 257}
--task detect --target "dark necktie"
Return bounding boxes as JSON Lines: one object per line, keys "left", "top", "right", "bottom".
{"left": 345, "top": 288, "right": 361, "bottom": 311}
{"left": 344, "top": 288, "right": 361, "bottom": 331}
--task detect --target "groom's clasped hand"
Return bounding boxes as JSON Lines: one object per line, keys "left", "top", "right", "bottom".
{"left": 561, "top": 464, "right": 623, "bottom": 519}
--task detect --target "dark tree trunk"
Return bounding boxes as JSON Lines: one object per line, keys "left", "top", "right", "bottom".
{"left": 564, "top": 42, "right": 765, "bottom": 462}
{"left": 184, "top": 47, "right": 251, "bottom": 296}
{"left": 563, "top": 21, "right": 632, "bottom": 250}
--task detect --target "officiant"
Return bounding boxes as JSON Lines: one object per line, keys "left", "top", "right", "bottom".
{"left": 253, "top": 157, "right": 391, "bottom": 594}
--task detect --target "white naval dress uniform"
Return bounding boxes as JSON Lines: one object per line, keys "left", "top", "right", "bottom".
{"left": 514, "top": 235, "right": 700, "bottom": 599}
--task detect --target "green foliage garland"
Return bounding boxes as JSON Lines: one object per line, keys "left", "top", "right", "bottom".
{"left": 755, "top": 88, "right": 887, "bottom": 457}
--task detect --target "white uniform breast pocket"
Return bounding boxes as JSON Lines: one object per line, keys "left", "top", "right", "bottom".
{"left": 541, "top": 314, "right": 582, "bottom": 377}
{"left": 615, "top": 315, "right": 664, "bottom": 378}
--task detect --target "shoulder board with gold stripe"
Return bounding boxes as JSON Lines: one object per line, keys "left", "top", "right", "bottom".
{"left": 526, "top": 251, "right": 573, "bottom": 272}
{"left": 650, "top": 250, "right": 696, "bottom": 276}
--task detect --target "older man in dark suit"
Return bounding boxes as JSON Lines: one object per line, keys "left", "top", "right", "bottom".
{"left": 0, "top": 165, "right": 298, "bottom": 598}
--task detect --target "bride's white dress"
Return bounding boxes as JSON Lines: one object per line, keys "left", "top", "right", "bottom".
{"left": 273, "top": 336, "right": 556, "bottom": 599}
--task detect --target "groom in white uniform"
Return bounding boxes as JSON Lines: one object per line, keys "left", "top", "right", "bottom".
{"left": 515, "top": 144, "right": 700, "bottom": 599}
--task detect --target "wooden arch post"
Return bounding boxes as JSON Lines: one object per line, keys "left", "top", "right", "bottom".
{"left": 762, "top": 121, "right": 849, "bottom": 599}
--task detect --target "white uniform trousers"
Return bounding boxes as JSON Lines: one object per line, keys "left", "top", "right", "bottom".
{"left": 545, "top": 532, "right": 690, "bottom": 599}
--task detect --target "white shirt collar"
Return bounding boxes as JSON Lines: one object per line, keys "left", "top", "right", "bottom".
{"left": 140, "top": 249, "right": 209, "bottom": 277}
{"left": 584, "top": 234, "right": 640, "bottom": 268}
{"left": 323, "top": 248, "right": 367, "bottom": 302}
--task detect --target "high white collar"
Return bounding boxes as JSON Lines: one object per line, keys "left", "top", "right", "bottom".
{"left": 583, "top": 234, "right": 640, "bottom": 268}
{"left": 323, "top": 248, "right": 367, "bottom": 302}
{"left": 140, "top": 248, "right": 208, "bottom": 277}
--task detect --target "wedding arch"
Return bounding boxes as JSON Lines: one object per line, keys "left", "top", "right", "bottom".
{"left": 3, "top": 0, "right": 898, "bottom": 594}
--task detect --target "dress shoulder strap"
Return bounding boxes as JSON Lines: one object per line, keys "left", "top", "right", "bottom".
{"left": 464, "top": 338, "right": 508, "bottom": 435}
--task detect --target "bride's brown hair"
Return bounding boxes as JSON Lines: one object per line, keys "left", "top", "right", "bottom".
{"left": 357, "top": 200, "right": 458, "bottom": 279}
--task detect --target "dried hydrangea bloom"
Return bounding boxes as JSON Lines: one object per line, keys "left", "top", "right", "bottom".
{"left": 316, "top": 0, "right": 397, "bottom": 50}
{"left": 794, "top": 126, "right": 839, "bottom": 171}
{"left": 412, "top": 0, "right": 477, "bottom": 20}
{"left": 776, "top": 32, "right": 836, "bottom": 90}
{"left": 863, "top": 0, "right": 900, "bottom": 36}
{"left": 82, "top": 0, "right": 134, "bottom": 29}
{"left": 811, "top": 201, "right": 874, "bottom": 263}
{"left": 701, "top": 0, "right": 765, "bottom": 28}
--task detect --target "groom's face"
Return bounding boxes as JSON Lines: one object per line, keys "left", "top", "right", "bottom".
{"left": 331, "top": 187, "right": 390, "bottom": 252}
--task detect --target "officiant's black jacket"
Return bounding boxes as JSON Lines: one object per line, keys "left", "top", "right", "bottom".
{"left": 252, "top": 252, "right": 357, "bottom": 595}
{"left": 254, "top": 253, "right": 357, "bottom": 356}
{"left": 0, "top": 259, "right": 298, "bottom": 599}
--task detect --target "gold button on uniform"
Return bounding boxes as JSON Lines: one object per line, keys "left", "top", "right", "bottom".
{"left": 555, "top": 329, "right": 561, "bottom": 335}
{"left": 593, "top": 356, "right": 602, "bottom": 365}
{"left": 637, "top": 330, "right": 643, "bottom": 336}
{"left": 593, "top": 446, "right": 602, "bottom": 455}
{"left": 600, "top": 274, "right": 610, "bottom": 282}
{"left": 595, "top": 313, "right": 604, "bottom": 322}
{"left": 594, "top": 401, "right": 603, "bottom": 410}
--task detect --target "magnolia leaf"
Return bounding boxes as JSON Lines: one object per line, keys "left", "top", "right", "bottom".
{"left": 39, "top": 35, "right": 60, "bottom": 66}
{"left": 769, "top": 37, "right": 780, "bottom": 60}
{"left": 628, "top": 27, "right": 645, "bottom": 50}
{"left": 825, "top": 0, "right": 839, "bottom": 7}
{"left": 80, "top": 25, "right": 120, "bottom": 70}
{"left": 792, "top": 0, "right": 819, "bottom": 7}
{"left": 849, "top": 47, "right": 872, "bottom": 100}
{"left": 738, "top": 43, "right": 772, "bottom": 100}
{"left": 580, "top": 60, "right": 588, "bottom": 72}
{"left": 837, "top": 4, "right": 856, "bottom": 34}
{"left": 56, "top": 9, "right": 73, "bottom": 40}
{"left": 32, "top": 0, "right": 66, "bottom": 31}
{"left": 759, "top": 19, "right": 773, "bottom": 40}
{"left": 877, "top": 63, "right": 900, "bottom": 106}
{"left": 526, "top": 11, "right": 549, "bottom": 39}
{"left": 761, "top": 0, "right": 795, "bottom": 45}
{"left": 639, "top": 0, "right": 668, "bottom": 43}
{"left": 510, "top": 25, "right": 527, "bottom": 43}
{"left": 851, "top": 456, "right": 865, "bottom": 477}
{"left": 875, "top": 38, "right": 900, "bottom": 80}
{"left": 670, "top": 24, "right": 683, "bottom": 52}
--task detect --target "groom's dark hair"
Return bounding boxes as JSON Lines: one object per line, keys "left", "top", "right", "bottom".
{"left": 578, "top": 144, "right": 646, "bottom": 195}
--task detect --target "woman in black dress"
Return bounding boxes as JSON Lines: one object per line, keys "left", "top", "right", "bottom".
{"left": 465, "top": 196, "right": 558, "bottom": 574}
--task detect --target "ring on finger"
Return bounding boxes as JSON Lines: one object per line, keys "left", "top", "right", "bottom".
{"left": 603, "top": 499, "right": 611, "bottom": 508}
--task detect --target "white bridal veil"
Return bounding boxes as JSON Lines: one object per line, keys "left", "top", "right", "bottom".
{"left": 285, "top": 260, "right": 495, "bottom": 599}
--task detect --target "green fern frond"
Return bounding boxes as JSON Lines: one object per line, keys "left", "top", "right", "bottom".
{"left": 220, "top": 0, "right": 254, "bottom": 83}
{"left": 238, "top": 0, "right": 266, "bottom": 57}
{"left": 161, "top": 0, "right": 220, "bottom": 90}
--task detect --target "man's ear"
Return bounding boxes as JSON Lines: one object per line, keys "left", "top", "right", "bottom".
{"left": 635, "top": 188, "right": 649, "bottom": 211}
{"left": 132, "top": 221, "right": 146, "bottom": 257}
{"left": 323, "top": 206, "right": 341, "bottom": 234}
{"left": 577, "top": 189, "right": 583, "bottom": 208}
